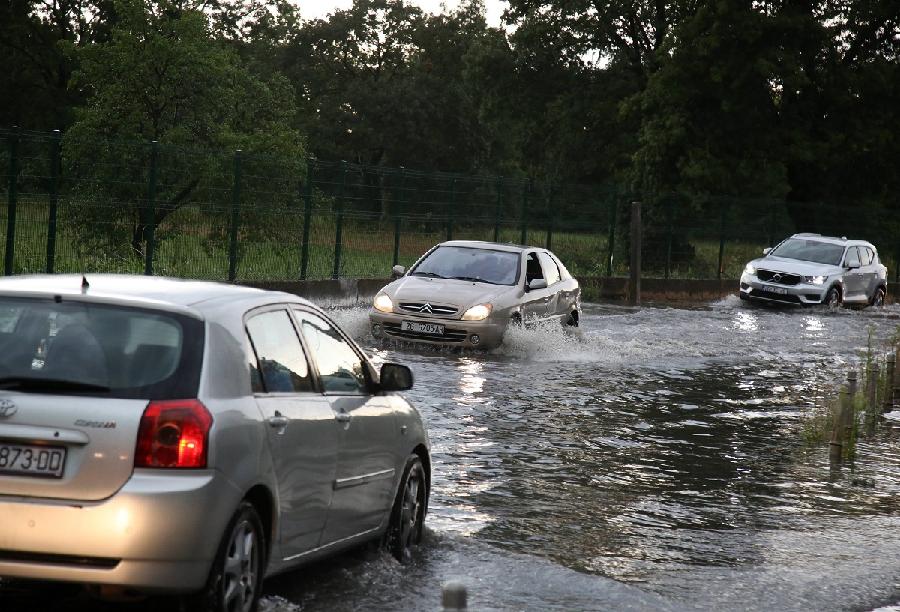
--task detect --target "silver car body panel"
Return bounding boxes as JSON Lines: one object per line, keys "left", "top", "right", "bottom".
{"left": 0, "top": 274, "right": 430, "bottom": 592}
{"left": 369, "top": 240, "right": 581, "bottom": 348}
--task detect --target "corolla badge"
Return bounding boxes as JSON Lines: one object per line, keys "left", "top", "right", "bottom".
{"left": 0, "top": 399, "right": 18, "bottom": 418}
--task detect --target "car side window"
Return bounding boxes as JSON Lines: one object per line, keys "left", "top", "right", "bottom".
{"left": 245, "top": 310, "right": 313, "bottom": 394}
{"left": 537, "top": 252, "right": 561, "bottom": 285}
{"left": 861, "top": 248, "right": 874, "bottom": 266}
{"left": 844, "top": 247, "right": 861, "bottom": 268}
{"left": 294, "top": 311, "right": 368, "bottom": 395}
{"left": 525, "top": 253, "right": 544, "bottom": 284}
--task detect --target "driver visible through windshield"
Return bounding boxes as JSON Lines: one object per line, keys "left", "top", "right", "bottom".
{"left": 410, "top": 246, "right": 520, "bottom": 285}
{"left": 770, "top": 239, "right": 846, "bottom": 265}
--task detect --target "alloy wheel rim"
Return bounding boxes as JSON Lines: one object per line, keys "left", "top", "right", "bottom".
{"left": 223, "top": 520, "right": 258, "bottom": 612}
{"left": 400, "top": 469, "right": 422, "bottom": 553}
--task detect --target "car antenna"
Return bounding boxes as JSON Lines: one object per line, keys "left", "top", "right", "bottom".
{"left": 81, "top": 275, "right": 90, "bottom": 293}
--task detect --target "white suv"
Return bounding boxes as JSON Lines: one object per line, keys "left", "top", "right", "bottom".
{"left": 739, "top": 233, "right": 887, "bottom": 307}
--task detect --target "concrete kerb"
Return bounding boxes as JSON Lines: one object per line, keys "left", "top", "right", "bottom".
{"left": 244, "top": 278, "right": 900, "bottom": 306}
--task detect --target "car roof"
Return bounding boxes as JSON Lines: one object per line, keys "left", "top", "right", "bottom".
{"left": 0, "top": 274, "right": 312, "bottom": 315}
{"left": 438, "top": 240, "right": 542, "bottom": 253}
{"left": 789, "top": 233, "right": 876, "bottom": 248}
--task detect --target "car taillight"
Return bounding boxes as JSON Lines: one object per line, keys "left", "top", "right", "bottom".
{"left": 135, "top": 399, "right": 213, "bottom": 469}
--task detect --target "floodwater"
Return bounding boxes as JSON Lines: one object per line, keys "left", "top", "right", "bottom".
{"left": 3, "top": 299, "right": 900, "bottom": 611}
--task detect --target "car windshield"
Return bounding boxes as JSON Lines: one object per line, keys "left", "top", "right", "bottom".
{"left": 410, "top": 246, "right": 520, "bottom": 286}
{"left": 770, "top": 239, "right": 845, "bottom": 265}
{"left": 0, "top": 297, "right": 203, "bottom": 399}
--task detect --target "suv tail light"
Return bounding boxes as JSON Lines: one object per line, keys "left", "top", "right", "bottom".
{"left": 135, "top": 399, "right": 213, "bottom": 469}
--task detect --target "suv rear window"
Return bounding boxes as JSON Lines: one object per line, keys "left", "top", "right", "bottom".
{"left": 0, "top": 297, "right": 203, "bottom": 399}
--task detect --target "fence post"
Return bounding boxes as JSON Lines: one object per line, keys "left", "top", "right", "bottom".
{"left": 830, "top": 387, "right": 849, "bottom": 461}
{"left": 629, "top": 201, "right": 642, "bottom": 306}
{"left": 332, "top": 162, "right": 347, "bottom": 280}
{"left": 665, "top": 197, "right": 674, "bottom": 280}
{"left": 392, "top": 170, "right": 405, "bottom": 267}
{"left": 446, "top": 177, "right": 456, "bottom": 241}
{"left": 442, "top": 580, "right": 468, "bottom": 611}
{"left": 300, "top": 159, "right": 314, "bottom": 280}
{"left": 227, "top": 150, "right": 242, "bottom": 282}
{"left": 717, "top": 199, "right": 727, "bottom": 280}
{"left": 5, "top": 126, "right": 19, "bottom": 276}
{"left": 520, "top": 179, "right": 530, "bottom": 245}
{"left": 546, "top": 184, "right": 554, "bottom": 251}
{"left": 46, "top": 129, "right": 61, "bottom": 274}
{"left": 884, "top": 354, "right": 895, "bottom": 413}
{"left": 606, "top": 195, "right": 616, "bottom": 277}
{"left": 143, "top": 141, "right": 159, "bottom": 276}
{"left": 493, "top": 177, "right": 502, "bottom": 242}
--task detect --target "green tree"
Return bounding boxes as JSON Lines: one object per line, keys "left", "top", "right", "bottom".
{"left": 63, "top": 0, "right": 304, "bottom": 257}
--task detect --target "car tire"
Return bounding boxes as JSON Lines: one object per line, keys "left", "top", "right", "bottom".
{"left": 387, "top": 454, "right": 428, "bottom": 564}
{"left": 509, "top": 313, "right": 523, "bottom": 327}
{"left": 871, "top": 286, "right": 886, "bottom": 307}
{"left": 565, "top": 310, "right": 579, "bottom": 327}
{"left": 825, "top": 287, "right": 842, "bottom": 309}
{"left": 188, "top": 501, "right": 265, "bottom": 612}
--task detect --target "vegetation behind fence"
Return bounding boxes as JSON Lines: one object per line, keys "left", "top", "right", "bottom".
{"left": 2, "top": 127, "right": 898, "bottom": 284}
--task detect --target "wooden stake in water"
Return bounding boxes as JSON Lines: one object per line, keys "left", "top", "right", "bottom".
{"left": 830, "top": 387, "right": 848, "bottom": 461}
{"left": 885, "top": 354, "right": 895, "bottom": 414}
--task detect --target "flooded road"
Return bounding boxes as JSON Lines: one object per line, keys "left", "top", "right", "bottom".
{"left": 269, "top": 298, "right": 900, "bottom": 611}
{"left": 3, "top": 299, "right": 899, "bottom": 611}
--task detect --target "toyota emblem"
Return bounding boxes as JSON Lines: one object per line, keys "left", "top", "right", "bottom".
{"left": 0, "top": 399, "right": 17, "bottom": 418}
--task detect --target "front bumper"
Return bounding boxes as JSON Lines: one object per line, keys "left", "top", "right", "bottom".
{"left": 369, "top": 310, "right": 507, "bottom": 349}
{"left": 0, "top": 469, "right": 243, "bottom": 592}
{"left": 739, "top": 273, "right": 829, "bottom": 306}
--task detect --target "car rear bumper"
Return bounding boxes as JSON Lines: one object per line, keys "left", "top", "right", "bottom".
{"left": 739, "top": 274, "right": 828, "bottom": 306}
{"left": 0, "top": 470, "right": 242, "bottom": 592}
{"left": 369, "top": 310, "right": 507, "bottom": 349}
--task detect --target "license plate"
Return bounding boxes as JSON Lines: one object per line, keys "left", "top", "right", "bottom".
{"left": 401, "top": 320, "right": 445, "bottom": 335}
{"left": 0, "top": 443, "right": 66, "bottom": 478}
{"left": 761, "top": 285, "right": 788, "bottom": 295}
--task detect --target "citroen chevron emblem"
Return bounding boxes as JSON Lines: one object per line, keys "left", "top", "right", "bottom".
{"left": 0, "top": 399, "right": 17, "bottom": 418}
{"left": 420, "top": 303, "right": 433, "bottom": 314}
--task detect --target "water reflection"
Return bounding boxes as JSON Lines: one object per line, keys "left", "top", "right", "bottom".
{"left": 733, "top": 311, "right": 759, "bottom": 332}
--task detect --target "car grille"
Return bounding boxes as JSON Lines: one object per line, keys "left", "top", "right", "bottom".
{"left": 756, "top": 269, "right": 802, "bottom": 286}
{"left": 747, "top": 289, "right": 802, "bottom": 304}
{"left": 382, "top": 322, "right": 468, "bottom": 343}
{"left": 398, "top": 302, "right": 459, "bottom": 317}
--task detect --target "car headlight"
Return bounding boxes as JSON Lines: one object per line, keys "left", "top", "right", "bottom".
{"left": 461, "top": 303, "right": 492, "bottom": 321}
{"left": 803, "top": 275, "right": 827, "bottom": 285}
{"left": 373, "top": 293, "right": 393, "bottom": 313}
{"left": 744, "top": 263, "right": 756, "bottom": 275}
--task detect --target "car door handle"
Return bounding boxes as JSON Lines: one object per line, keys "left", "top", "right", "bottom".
{"left": 267, "top": 415, "right": 289, "bottom": 428}
{"left": 334, "top": 411, "right": 351, "bottom": 423}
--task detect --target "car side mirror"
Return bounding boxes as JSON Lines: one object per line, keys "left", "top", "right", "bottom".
{"left": 391, "top": 265, "right": 406, "bottom": 278}
{"left": 762, "top": 247, "right": 771, "bottom": 255}
{"left": 845, "top": 262, "right": 860, "bottom": 270}
{"left": 528, "top": 278, "right": 548, "bottom": 291}
{"left": 379, "top": 363, "right": 413, "bottom": 391}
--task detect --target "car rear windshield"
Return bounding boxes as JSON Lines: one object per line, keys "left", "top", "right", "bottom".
{"left": 410, "top": 246, "right": 520, "bottom": 285}
{"left": 0, "top": 297, "right": 203, "bottom": 399}
{"left": 770, "top": 239, "right": 845, "bottom": 265}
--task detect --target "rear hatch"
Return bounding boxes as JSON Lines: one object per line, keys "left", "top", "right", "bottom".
{"left": 0, "top": 296, "right": 204, "bottom": 501}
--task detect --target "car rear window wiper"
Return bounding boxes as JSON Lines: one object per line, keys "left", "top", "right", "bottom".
{"left": 450, "top": 276, "right": 502, "bottom": 285}
{"left": 411, "top": 271, "right": 448, "bottom": 279}
{"left": 0, "top": 376, "right": 111, "bottom": 393}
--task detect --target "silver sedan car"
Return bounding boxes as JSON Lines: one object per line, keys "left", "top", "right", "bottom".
{"left": 369, "top": 240, "right": 581, "bottom": 349}
{"left": 0, "top": 275, "right": 429, "bottom": 612}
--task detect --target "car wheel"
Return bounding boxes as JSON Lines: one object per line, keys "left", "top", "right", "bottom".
{"left": 825, "top": 287, "right": 841, "bottom": 309}
{"left": 565, "top": 310, "right": 579, "bottom": 327}
{"left": 387, "top": 454, "right": 428, "bottom": 564}
{"left": 871, "top": 286, "right": 886, "bottom": 307}
{"left": 190, "top": 502, "right": 265, "bottom": 612}
{"left": 510, "top": 313, "right": 523, "bottom": 327}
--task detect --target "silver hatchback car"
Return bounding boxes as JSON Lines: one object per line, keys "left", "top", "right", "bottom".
{"left": 369, "top": 240, "right": 581, "bottom": 349}
{"left": 739, "top": 233, "right": 888, "bottom": 307}
{"left": 0, "top": 275, "right": 429, "bottom": 611}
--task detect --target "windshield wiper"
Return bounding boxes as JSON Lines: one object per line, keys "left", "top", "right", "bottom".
{"left": 450, "top": 276, "right": 502, "bottom": 285}
{"left": 0, "top": 376, "right": 111, "bottom": 393}
{"left": 411, "top": 271, "right": 448, "bottom": 279}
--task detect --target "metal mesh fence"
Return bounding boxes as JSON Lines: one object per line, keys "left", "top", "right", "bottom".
{"left": 1, "top": 128, "right": 898, "bottom": 282}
